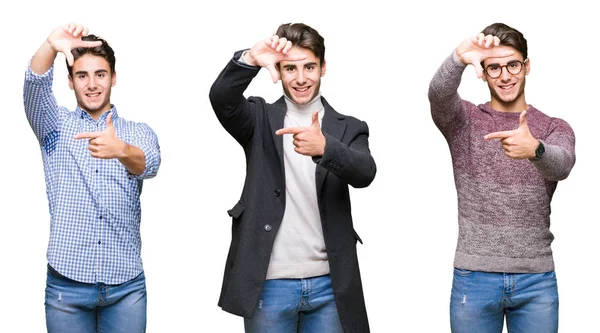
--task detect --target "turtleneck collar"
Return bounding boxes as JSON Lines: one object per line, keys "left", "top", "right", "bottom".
{"left": 284, "top": 94, "right": 324, "bottom": 114}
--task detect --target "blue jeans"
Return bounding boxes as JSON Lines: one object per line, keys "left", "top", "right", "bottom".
{"left": 45, "top": 265, "right": 147, "bottom": 333}
{"left": 244, "top": 274, "right": 343, "bottom": 333}
{"left": 450, "top": 268, "right": 559, "bottom": 333}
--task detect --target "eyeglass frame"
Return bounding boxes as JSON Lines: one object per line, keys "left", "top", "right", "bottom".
{"left": 483, "top": 59, "right": 528, "bottom": 79}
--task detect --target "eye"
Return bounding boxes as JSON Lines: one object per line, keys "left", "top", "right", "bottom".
{"left": 97, "top": 73, "right": 105, "bottom": 78}
{"left": 306, "top": 65, "right": 314, "bottom": 71}
{"left": 77, "top": 74, "right": 86, "bottom": 79}
{"left": 286, "top": 67, "right": 295, "bottom": 72}
{"left": 487, "top": 65, "right": 500, "bottom": 71}
{"left": 508, "top": 62, "right": 520, "bottom": 69}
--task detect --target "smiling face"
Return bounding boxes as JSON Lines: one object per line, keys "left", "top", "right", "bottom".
{"left": 482, "top": 45, "right": 530, "bottom": 112}
{"left": 68, "top": 54, "right": 116, "bottom": 118}
{"left": 279, "top": 46, "right": 326, "bottom": 105}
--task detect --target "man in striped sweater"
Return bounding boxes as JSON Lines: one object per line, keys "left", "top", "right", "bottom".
{"left": 428, "top": 23, "right": 575, "bottom": 333}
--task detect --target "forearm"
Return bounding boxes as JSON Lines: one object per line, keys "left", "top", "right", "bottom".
{"left": 24, "top": 62, "right": 59, "bottom": 143}
{"left": 531, "top": 141, "right": 575, "bottom": 181}
{"left": 428, "top": 52, "right": 468, "bottom": 131}
{"left": 30, "top": 41, "right": 59, "bottom": 75}
{"left": 315, "top": 130, "right": 376, "bottom": 188}
{"left": 117, "top": 144, "right": 146, "bottom": 176}
{"left": 209, "top": 51, "right": 260, "bottom": 145}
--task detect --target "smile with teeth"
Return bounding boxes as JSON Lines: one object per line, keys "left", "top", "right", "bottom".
{"left": 499, "top": 84, "right": 515, "bottom": 90}
{"left": 294, "top": 86, "right": 310, "bottom": 93}
{"left": 86, "top": 92, "right": 101, "bottom": 98}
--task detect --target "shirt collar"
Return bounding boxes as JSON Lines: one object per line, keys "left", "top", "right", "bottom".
{"left": 77, "top": 105, "right": 119, "bottom": 122}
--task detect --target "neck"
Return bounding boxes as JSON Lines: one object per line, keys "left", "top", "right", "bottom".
{"left": 284, "top": 94, "right": 323, "bottom": 114}
{"left": 490, "top": 97, "right": 528, "bottom": 113}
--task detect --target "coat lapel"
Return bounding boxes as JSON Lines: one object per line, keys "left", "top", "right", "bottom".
{"left": 316, "top": 97, "right": 347, "bottom": 195}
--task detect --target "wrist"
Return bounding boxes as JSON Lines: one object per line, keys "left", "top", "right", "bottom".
{"left": 243, "top": 50, "right": 257, "bottom": 67}
{"left": 117, "top": 142, "right": 130, "bottom": 159}
{"left": 530, "top": 140, "right": 545, "bottom": 160}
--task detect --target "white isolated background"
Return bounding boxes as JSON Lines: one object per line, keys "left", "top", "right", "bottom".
{"left": 0, "top": 0, "right": 596, "bottom": 332}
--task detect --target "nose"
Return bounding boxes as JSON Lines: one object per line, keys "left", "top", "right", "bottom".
{"left": 88, "top": 76, "right": 98, "bottom": 89}
{"left": 499, "top": 66, "right": 511, "bottom": 81}
{"left": 296, "top": 69, "right": 306, "bottom": 84}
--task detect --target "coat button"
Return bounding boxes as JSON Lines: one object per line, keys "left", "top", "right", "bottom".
{"left": 264, "top": 224, "right": 272, "bottom": 232}
{"left": 273, "top": 189, "right": 281, "bottom": 197}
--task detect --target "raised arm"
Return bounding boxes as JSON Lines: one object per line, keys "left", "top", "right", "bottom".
{"left": 209, "top": 35, "right": 307, "bottom": 146}
{"left": 428, "top": 34, "right": 514, "bottom": 135}
{"left": 24, "top": 23, "right": 101, "bottom": 143}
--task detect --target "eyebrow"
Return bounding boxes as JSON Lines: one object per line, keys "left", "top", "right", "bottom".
{"left": 74, "top": 69, "right": 109, "bottom": 75}
{"left": 486, "top": 60, "right": 522, "bottom": 67}
{"left": 282, "top": 62, "right": 318, "bottom": 69}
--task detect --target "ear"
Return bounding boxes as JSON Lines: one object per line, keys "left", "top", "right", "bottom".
{"left": 320, "top": 59, "right": 326, "bottom": 77}
{"left": 524, "top": 58, "right": 531, "bottom": 75}
{"left": 111, "top": 71, "right": 117, "bottom": 87}
{"left": 68, "top": 75, "right": 74, "bottom": 90}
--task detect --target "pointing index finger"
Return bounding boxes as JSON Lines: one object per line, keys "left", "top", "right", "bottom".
{"left": 74, "top": 131, "right": 101, "bottom": 140}
{"left": 276, "top": 127, "right": 306, "bottom": 136}
{"left": 484, "top": 130, "right": 514, "bottom": 140}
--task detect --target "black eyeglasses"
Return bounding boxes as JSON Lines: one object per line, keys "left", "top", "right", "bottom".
{"left": 484, "top": 59, "right": 527, "bottom": 79}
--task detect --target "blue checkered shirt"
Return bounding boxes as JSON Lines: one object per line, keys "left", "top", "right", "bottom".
{"left": 23, "top": 65, "right": 161, "bottom": 284}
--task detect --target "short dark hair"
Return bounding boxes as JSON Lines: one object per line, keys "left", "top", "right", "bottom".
{"left": 481, "top": 23, "right": 528, "bottom": 59}
{"left": 275, "top": 23, "right": 325, "bottom": 65}
{"left": 67, "top": 35, "right": 116, "bottom": 77}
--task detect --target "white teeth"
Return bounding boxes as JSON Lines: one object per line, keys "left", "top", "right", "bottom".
{"left": 295, "top": 87, "right": 309, "bottom": 92}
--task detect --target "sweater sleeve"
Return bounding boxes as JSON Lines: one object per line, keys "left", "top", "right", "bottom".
{"left": 428, "top": 52, "right": 470, "bottom": 139}
{"left": 530, "top": 118, "right": 576, "bottom": 181}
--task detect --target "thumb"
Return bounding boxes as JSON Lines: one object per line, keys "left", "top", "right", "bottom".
{"left": 473, "top": 62, "right": 484, "bottom": 79}
{"left": 106, "top": 112, "right": 114, "bottom": 130}
{"left": 311, "top": 111, "right": 320, "bottom": 128}
{"left": 65, "top": 50, "right": 75, "bottom": 66}
{"left": 266, "top": 64, "right": 279, "bottom": 84}
{"left": 519, "top": 110, "right": 528, "bottom": 129}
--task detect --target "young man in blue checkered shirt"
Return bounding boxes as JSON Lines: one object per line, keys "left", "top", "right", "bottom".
{"left": 23, "top": 23, "right": 161, "bottom": 333}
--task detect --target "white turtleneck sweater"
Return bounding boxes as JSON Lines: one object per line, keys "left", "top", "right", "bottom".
{"left": 265, "top": 94, "right": 329, "bottom": 280}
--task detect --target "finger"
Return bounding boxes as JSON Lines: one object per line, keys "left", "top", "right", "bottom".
{"left": 65, "top": 51, "right": 75, "bottom": 66}
{"left": 484, "top": 34, "right": 495, "bottom": 48}
{"left": 519, "top": 110, "right": 528, "bottom": 128}
{"left": 74, "top": 132, "right": 101, "bottom": 139}
{"left": 284, "top": 53, "right": 307, "bottom": 62}
{"left": 79, "top": 40, "right": 103, "bottom": 48}
{"left": 73, "top": 24, "right": 84, "bottom": 37}
{"left": 67, "top": 23, "right": 76, "bottom": 35}
{"left": 276, "top": 127, "right": 306, "bottom": 135}
{"left": 282, "top": 40, "right": 293, "bottom": 54}
{"left": 311, "top": 111, "right": 320, "bottom": 127}
{"left": 484, "top": 130, "right": 514, "bottom": 140}
{"left": 493, "top": 36, "right": 501, "bottom": 47}
{"left": 276, "top": 38, "right": 288, "bottom": 52}
{"left": 266, "top": 65, "right": 279, "bottom": 83}
{"left": 271, "top": 35, "right": 279, "bottom": 48}
{"left": 473, "top": 63, "right": 484, "bottom": 79}
{"left": 476, "top": 33, "right": 485, "bottom": 46}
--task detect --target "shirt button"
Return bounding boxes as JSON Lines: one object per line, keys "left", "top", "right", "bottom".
{"left": 273, "top": 189, "right": 281, "bottom": 197}
{"left": 95, "top": 169, "right": 98, "bottom": 173}
{"left": 264, "top": 224, "right": 272, "bottom": 232}
{"left": 98, "top": 241, "right": 101, "bottom": 244}
{"left": 99, "top": 216, "right": 103, "bottom": 219}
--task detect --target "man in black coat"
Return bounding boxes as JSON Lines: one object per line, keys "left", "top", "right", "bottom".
{"left": 209, "top": 23, "right": 376, "bottom": 333}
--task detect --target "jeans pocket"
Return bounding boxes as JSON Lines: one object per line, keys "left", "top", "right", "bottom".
{"left": 47, "top": 264, "right": 66, "bottom": 279}
{"left": 453, "top": 268, "right": 472, "bottom": 277}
